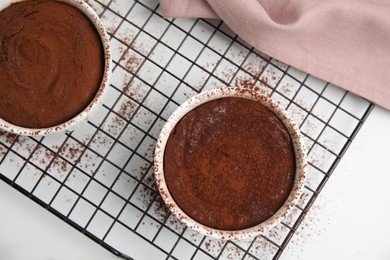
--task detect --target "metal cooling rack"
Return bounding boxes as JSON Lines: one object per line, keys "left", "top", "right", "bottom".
{"left": 0, "top": 0, "right": 374, "bottom": 259}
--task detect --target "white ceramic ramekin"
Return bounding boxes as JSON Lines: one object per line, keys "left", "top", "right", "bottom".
{"left": 154, "top": 87, "right": 307, "bottom": 240}
{"left": 0, "top": 0, "right": 111, "bottom": 136}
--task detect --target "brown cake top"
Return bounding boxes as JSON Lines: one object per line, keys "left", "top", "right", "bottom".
{"left": 164, "top": 97, "right": 296, "bottom": 230}
{"left": 0, "top": 0, "right": 104, "bottom": 128}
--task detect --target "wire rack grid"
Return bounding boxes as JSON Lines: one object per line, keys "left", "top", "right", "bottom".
{"left": 0, "top": 0, "right": 374, "bottom": 259}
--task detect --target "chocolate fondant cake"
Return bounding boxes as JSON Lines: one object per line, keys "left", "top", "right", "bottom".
{"left": 0, "top": 0, "right": 104, "bottom": 128}
{"left": 164, "top": 97, "right": 296, "bottom": 230}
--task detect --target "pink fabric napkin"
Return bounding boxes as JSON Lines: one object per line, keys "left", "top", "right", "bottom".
{"left": 160, "top": 0, "right": 390, "bottom": 110}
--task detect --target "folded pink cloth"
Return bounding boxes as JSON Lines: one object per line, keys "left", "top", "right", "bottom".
{"left": 160, "top": 0, "right": 390, "bottom": 110}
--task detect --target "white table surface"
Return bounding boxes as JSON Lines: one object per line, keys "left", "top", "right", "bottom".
{"left": 1, "top": 105, "right": 389, "bottom": 260}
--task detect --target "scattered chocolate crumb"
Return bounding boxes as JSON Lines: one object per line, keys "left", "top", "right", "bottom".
{"left": 117, "top": 98, "right": 137, "bottom": 121}
{"left": 125, "top": 53, "right": 142, "bottom": 75}
{"left": 153, "top": 196, "right": 170, "bottom": 222}
{"left": 0, "top": 130, "right": 18, "bottom": 144}
{"left": 0, "top": 145, "right": 5, "bottom": 158}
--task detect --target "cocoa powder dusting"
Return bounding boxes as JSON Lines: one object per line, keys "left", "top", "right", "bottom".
{"left": 0, "top": 0, "right": 104, "bottom": 128}
{"left": 125, "top": 54, "right": 142, "bottom": 75}
{"left": 164, "top": 97, "right": 296, "bottom": 230}
{"left": 0, "top": 130, "right": 17, "bottom": 144}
